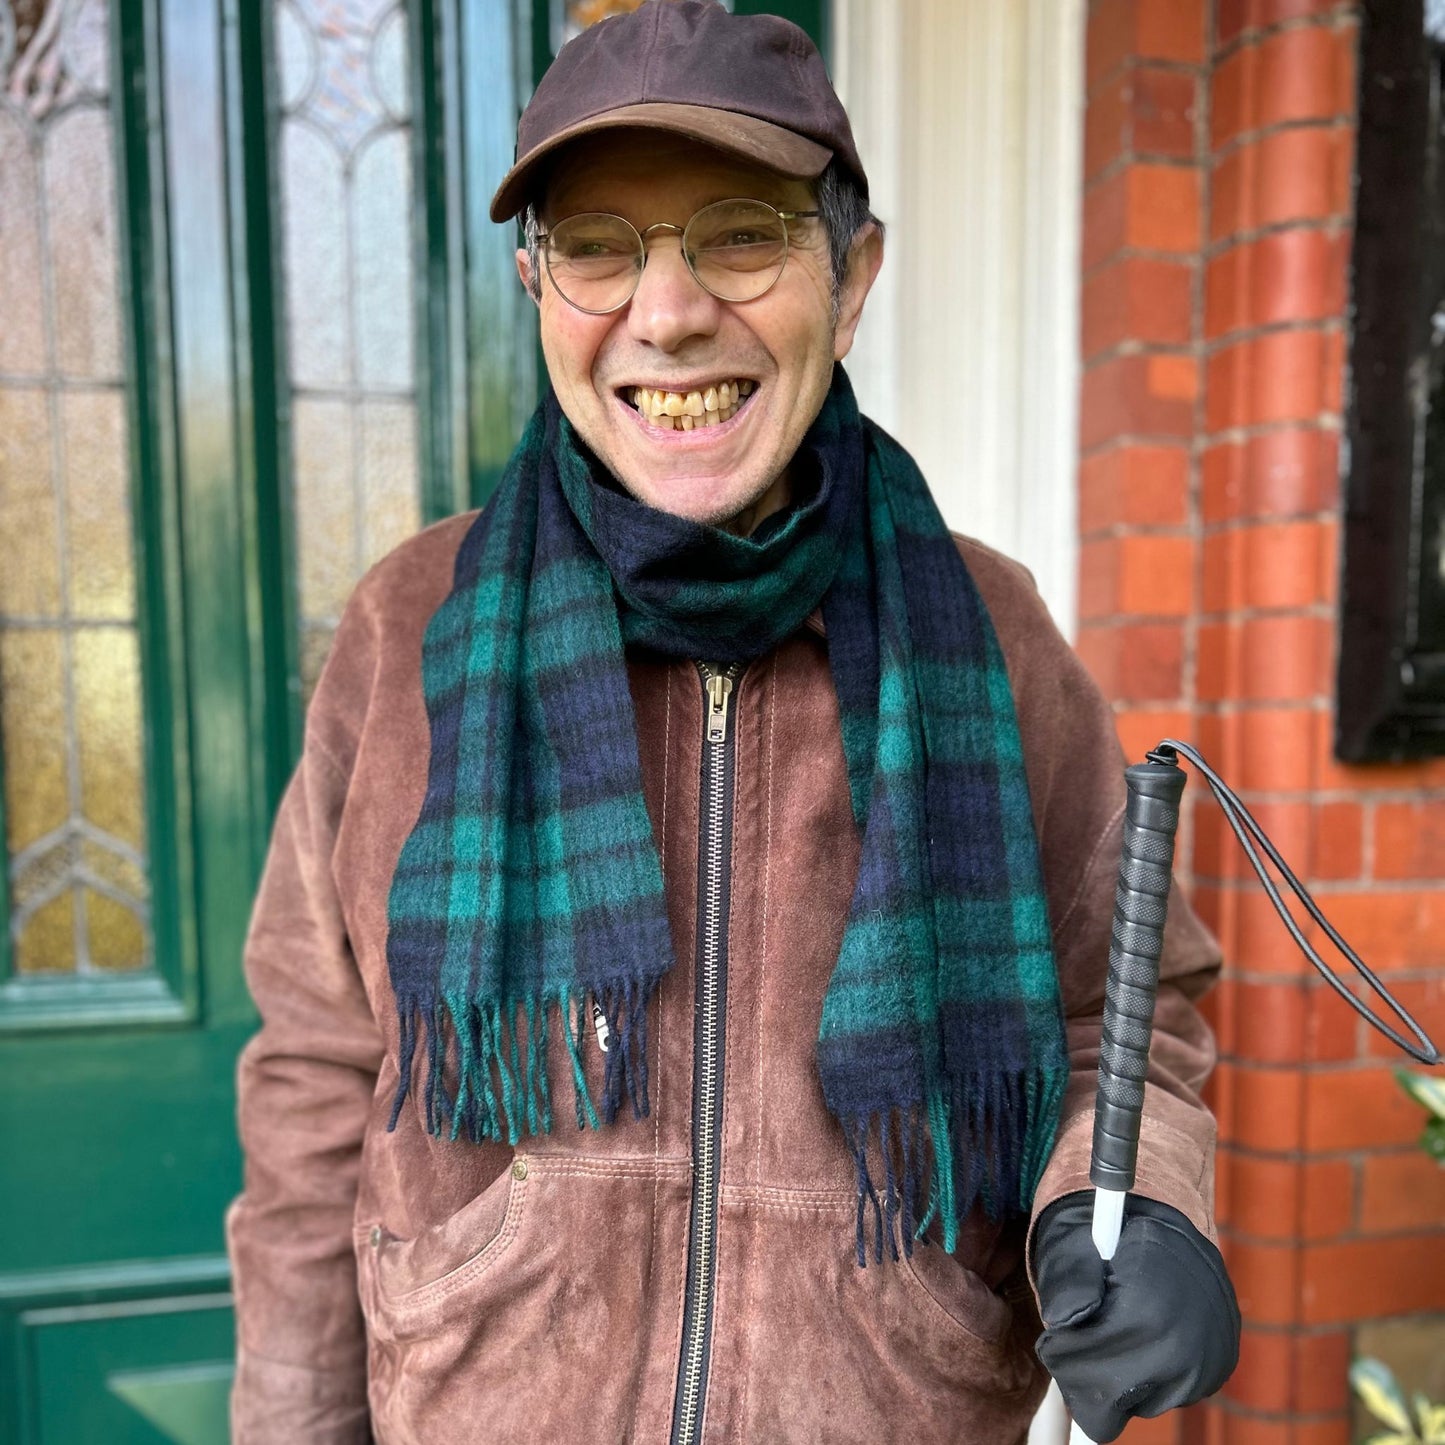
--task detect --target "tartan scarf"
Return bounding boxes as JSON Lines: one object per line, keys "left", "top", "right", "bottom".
{"left": 385, "top": 366, "right": 1067, "bottom": 1262}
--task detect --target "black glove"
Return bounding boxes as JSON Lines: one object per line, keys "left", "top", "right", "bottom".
{"left": 1033, "top": 1190, "right": 1240, "bottom": 1442}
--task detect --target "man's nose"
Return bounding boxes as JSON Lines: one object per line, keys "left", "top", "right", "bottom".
{"left": 626, "top": 236, "right": 722, "bottom": 351}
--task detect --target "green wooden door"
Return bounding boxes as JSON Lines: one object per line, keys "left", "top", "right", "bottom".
{"left": 0, "top": 0, "right": 288, "bottom": 1437}
{"left": 0, "top": 2, "right": 821, "bottom": 1440}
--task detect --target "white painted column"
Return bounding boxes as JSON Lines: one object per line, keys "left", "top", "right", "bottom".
{"left": 830, "top": 7, "right": 1085, "bottom": 1439}
{"left": 832, "top": 0, "right": 1085, "bottom": 641}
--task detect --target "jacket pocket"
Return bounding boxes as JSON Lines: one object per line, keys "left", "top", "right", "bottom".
{"left": 901, "top": 1237, "right": 1014, "bottom": 1350}
{"left": 354, "top": 1155, "right": 686, "bottom": 1445}
{"left": 728, "top": 1194, "right": 1039, "bottom": 1444}
{"left": 357, "top": 1153, "right": 527, "bottom": 1327}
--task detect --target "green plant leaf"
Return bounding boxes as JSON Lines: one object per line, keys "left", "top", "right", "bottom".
{"left": 1420, "top": 1399, "right": 1445, "bottom": 1445}
{"left": 1423, "top": 1119, "right": 1445, "bottom": 1165}
{"left": 1354, "top": 1358, "right": 1416, "bottom": 1433}
{"left": 1396, "top": 1069, "right": 1445, "bottom": 1122}
{"left": 1363, "top": 1434, "right": 1417, "bottom": 1445}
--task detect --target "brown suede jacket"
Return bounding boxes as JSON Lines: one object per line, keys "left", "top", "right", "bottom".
{"left": 227, "top": 513, "right": 1221, "bottom": 1445}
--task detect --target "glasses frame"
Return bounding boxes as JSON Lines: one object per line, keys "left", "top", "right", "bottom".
{"left": 535, "top": 198, "right": 823, "bottom": 315}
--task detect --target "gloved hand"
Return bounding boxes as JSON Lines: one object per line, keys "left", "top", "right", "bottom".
{"left": 1033, "top": 1190, "right": 1240, "bottom": 1443}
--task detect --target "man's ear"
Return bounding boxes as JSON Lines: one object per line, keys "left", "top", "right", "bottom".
{"left": 832, "top": 223, "right": 884, "bottom": 362}
{"left": 516, "top": 247, "right": 540, "bottom": 307}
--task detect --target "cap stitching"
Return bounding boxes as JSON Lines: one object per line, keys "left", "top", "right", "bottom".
{"left": 793, "top": 33, "right": 823, "bottom": 133}
{"left": 639, "top": 0, "right": 663, "bottom": 103}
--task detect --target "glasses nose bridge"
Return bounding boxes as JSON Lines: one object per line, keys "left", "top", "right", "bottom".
{"left": 632, "top": 218, "right": 706, "bottom": 305}
{"left": 637, "top": 219, "right": 686, "bottom": 245}
{"left": 637, "top": 219, "right": 690, "bottom": 272}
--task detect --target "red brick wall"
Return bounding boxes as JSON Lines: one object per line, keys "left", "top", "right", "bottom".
{"left": 1077, "top": 1, "right": 1445, "bottom": 1442}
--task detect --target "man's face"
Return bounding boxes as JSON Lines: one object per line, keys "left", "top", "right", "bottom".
{"left": 518, "top": 133, "right": 880, "bottom": 532}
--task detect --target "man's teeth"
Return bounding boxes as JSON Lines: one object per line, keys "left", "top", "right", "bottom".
{"left": 629, "top": 380, "right": 754, "bottom": 431}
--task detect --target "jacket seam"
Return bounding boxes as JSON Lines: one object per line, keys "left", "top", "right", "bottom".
{"left": 524, "top": 1156, "right": 690, "bottom": 1180}
{"left": 234, "top": 1341, "right": 369, "bottom": 1384}
{"left": 305, "top": 733, "right": 355, "bottom": 791}
{"left": 720, "top": 1196, "right": 853, "bottom": 1218}
{"left": 721, "top": 1183, "right": 856, "bottom": 1205}
{"left": 1053, "top": 802, "right": 1125, "bottom": 943}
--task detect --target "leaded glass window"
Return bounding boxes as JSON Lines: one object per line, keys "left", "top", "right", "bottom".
{"left": 0, "top": 0, "right": 151, "bottom": 977}
{"left": 276, "top": 0, "right": 421, "bottom": 693}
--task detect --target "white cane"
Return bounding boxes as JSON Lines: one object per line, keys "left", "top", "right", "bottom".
{"left": 1063, "top": 743, "right": 1440, "bottom": 1443}
{"left": 1067, "top": 755, "right": 1187, "bottom": 1445}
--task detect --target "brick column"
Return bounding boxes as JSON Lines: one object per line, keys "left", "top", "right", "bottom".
{"left": 1200, "top": 2, "right": 1445, "bottom": 1440}
{"left": 1077, "top": 2, "right": 1445, "bottom": 1444}
{"left": 1077, "top": 0, "right": 1205, "bottom": 778}
{"left": 1195, "top": 2, "right": 1359, "bottom": 1441}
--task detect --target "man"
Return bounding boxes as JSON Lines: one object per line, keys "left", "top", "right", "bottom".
{"left": 228, "top": 4, "right": 1239, "bottom": 1442}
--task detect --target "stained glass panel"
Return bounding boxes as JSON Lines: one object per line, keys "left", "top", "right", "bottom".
{"left": 277, "top": 0, "right": 420, "bottom": 695}
{"left": 359, "top": 399, "right": 417, "bottom": 563}
{"left": 293, "top": 397, "right": 356, "bottom": 623}
{"left": 0, "top": 111, "right": 46, "bottom": 373}
{"left": 45, "top": 106, "right": 121, "bottom": 380}
{"left": 74, "top": 629, "right": 145, "bottom": 851}
{"left": 17, "top": 894, "right": 74, "bottom": 976}
{"left": 1, "top": 0, "right": 152, "bottom": 978}
{"left": 281, "top": 122, "right": 348, "bottom": 389}
{"left": 0, "top": 387, "right": 61, "bottom": 616}
{"left": 61, "top": 390, "right": 132, "bottom": 621}
{"left": 0, "top": 629, "right": 68, "bottom": 854}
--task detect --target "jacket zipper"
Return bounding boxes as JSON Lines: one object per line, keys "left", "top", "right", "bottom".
{"left": 669, "top": 660, "right": 742, "bottom": 1445}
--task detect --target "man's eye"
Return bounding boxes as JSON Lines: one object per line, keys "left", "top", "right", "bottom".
{"left": 702, "top": 230, "right": 766, "bottom": 249}
{"left": 565, "top": 239, "right": 630, "bottom": 258}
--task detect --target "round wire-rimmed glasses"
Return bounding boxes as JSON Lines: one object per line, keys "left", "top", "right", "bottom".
{"left": 536, "top": 197, "right": 822, "bottom": 314}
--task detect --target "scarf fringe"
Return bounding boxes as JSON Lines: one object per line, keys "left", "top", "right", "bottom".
{"left": 845, "top": 1066, "right": 1066, "bottom": 1267}
{"left": 386, "top": 977, "right": 656, "bottom": 1145}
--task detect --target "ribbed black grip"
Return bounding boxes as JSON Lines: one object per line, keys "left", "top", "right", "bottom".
{"left": 1090, "top": 758, "right": 1187, "bottom": 1191}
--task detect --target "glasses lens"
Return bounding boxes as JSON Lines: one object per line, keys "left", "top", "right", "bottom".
{"left": 546, "top": 213, "right": 642, "bottom": 312}
{"left": 685, "top": 200, "right": 788, "bottom": 302}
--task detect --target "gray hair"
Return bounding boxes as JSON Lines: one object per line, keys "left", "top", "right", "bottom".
{"left": 521, "top": 158, "right": 882, "bottom": 320}
{"left": 815, "top": 160, "right": 883, "bottom": 318}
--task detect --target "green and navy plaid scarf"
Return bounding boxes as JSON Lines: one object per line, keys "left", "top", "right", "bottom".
{"left": 386, "top": 366, "right": 1067, "bottom": 1263}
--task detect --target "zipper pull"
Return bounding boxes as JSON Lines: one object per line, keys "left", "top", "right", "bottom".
{"left": 705, "top": 670, "right": 734, "bottom": 745}
{"left": 591, "top": 997, "right": 612, "bottom": 1054}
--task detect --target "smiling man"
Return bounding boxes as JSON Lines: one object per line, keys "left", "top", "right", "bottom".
{"left": 519, "top": 129, "right": 875, "bottom": 533}
{"left": 227, "top": 5, "right": 1239, "bottom": 1443}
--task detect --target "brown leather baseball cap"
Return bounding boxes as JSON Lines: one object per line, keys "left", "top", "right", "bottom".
{"left": 489, "top": 0, "right": 867, "bottom": 223}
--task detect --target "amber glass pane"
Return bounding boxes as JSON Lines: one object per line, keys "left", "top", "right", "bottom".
{"left": 0, "top": 386, "right": 61, "bottom": 617}
{"left": 278, "top": 0, "right": 421, "bottom": 697}
{"left": 86, "top": 890, "right": 147, "bottom": 972}
{"left": 62, "top": 390, "right": 134, "bottom": 622}
{"left": 0, "top": 629, "right": 68, "bottom": 855}
{"left": 1, "top": 0, "right": 152, "bottom": 979}
{"left": 73, "top": 629, "right": 145, "bottom": 852}
{"left": 16, "top": 893, "right": 75, "bottom": 977}
{"left": 80, "top": 835, "right": 147, "bottom": 904}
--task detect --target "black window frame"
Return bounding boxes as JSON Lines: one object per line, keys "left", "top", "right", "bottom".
{"left": 1337, "top": 0, "right": 1445, "bottom": 760}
